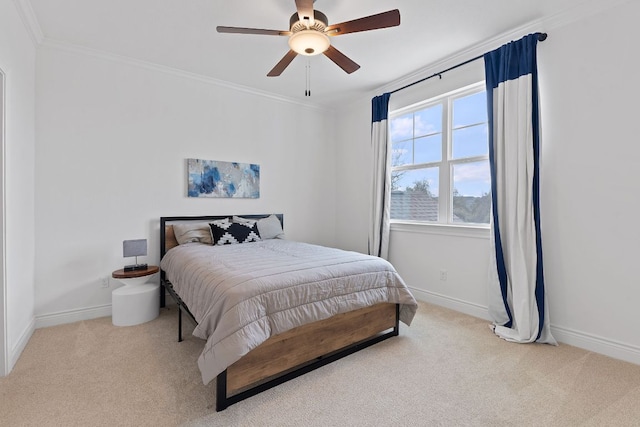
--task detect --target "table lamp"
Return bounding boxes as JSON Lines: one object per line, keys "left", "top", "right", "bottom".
{"left": 123, "top": 239, "right": 148, "bottom": 271}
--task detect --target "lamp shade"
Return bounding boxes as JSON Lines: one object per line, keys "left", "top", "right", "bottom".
{"left": 123, "top": 239, "right": 147, "bottom": 257}
{"left": 288, "top": 30, "right": 330, "bottom": 56}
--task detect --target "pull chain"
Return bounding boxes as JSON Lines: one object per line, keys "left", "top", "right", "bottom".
{"left": 305, "top": 59, "right": 311, "bottom": 97}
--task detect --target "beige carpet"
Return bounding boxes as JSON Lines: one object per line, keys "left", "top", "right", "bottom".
{"left": 2, "top": 301, "right": 640, "bottom": 426}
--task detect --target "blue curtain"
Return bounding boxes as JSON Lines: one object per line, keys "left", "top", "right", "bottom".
{"left": 369, "top": 93, "right": 391, "bottom": 259}
{"left": 484, "top": 34, "right": 555, "bottom": 344}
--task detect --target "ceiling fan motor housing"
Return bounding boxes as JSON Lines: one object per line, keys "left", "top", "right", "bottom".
{"left": 288, "top": 10, "right": 330, "bottom": 56}
{"left": 289, "top": 10, "right": 329, "bottom": 32}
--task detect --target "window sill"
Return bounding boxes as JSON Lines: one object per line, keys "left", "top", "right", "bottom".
{"left": 390, "top": 221, "right": 490, "bottom": 239}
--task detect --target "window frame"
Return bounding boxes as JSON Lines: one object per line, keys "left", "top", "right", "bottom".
{"left": 389, "top": 81, "right": 490, "bottom": 228}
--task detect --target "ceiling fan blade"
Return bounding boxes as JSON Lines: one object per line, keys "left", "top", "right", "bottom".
{"left": 267, "top": 50, "right": 298, "bottom": 77}
{"left": 216, "top": 26, "right": 291, "bottom": 36}
{"left": 326, "top": 9, "right": 400, "bottom": 36}
{"left": 323, "top": 45, "right": 360, "bottom": 74}
{"left": 295, "top": 0, "right": 315, "bottom": 23}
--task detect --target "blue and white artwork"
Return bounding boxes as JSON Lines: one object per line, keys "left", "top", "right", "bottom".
{"left": 187, "top": 158, "right": 260, "bottom": 198}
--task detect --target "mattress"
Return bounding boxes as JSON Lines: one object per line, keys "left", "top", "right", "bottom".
{"left": 160, "top": 239, "right": 418, "bottom": 384}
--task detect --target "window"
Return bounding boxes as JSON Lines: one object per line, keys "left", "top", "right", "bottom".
{"left": 389, "top": 82, "right": 491, "bottom": 225}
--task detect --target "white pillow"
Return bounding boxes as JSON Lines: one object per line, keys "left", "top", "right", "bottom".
{"left": 257, "top": 215, "right": 285, "bottom": 240}
{"left": 172, "top": 221, "right": 219, "bottom": 245}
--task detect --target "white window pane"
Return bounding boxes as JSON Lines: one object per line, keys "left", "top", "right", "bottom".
{"left": 452, "top": 124, "right": 488, "bottom": 159}
{"left": 390, "top": 113, "right": 414, "bottom": 142}
{"left": 389, "top": 83, "right": 490, "bottom": 227}
{"left": 391, "top": 140, "right": 412, "bottom": 166}
{"left": 391, "top": 168, "right": 439, "bottom": 222}
{"left": 452, "top": 161, "right": 491, "bottom": 224}
{"left": 453, "top": 91, "right": 487, "bottom": 128}
{"left": 414, "top": 134, "right": 441, "bottom": 164}
{"left": 414, "top": 104, "right": 442, "bottom": 137}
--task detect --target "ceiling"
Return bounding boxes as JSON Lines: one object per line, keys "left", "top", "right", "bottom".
{"left": 27, "top": 0, "right": 590, "bottom": 108}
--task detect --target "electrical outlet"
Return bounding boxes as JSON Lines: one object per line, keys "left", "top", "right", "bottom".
{"left": 439, "top": 270, "right": 448, "bottom": 281}
{"left": 100, "top": 277, "right": 109, "bottom": 288}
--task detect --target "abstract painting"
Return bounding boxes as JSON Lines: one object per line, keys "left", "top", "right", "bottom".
{"left": 187, "top": 158, "right": 260, "bottom": 198}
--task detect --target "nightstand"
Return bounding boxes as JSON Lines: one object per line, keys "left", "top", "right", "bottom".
{"left": 111, "top": 265, "right": 160, "bottom": 326}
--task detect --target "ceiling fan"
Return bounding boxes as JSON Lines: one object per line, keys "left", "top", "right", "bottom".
{"left": 216, "top": 0, "right": 400, "bottom": 77}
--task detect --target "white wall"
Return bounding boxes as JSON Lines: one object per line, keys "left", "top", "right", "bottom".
{"left": 0, "top": 0, "right": 37, "bottom": 374}
{"left": 34, "top": 47, "right": 337, "bottom": 322}
{"left": 335, "top": 0, "right": 640, "bottom": 364}
{"left": 538, "top": 0, "right": 640, "bottom": 359}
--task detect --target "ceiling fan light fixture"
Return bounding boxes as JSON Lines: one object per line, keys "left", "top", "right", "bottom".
{"left": 288, "top": 30, "right": 330, "bottom": 56}
{"left": 218, "top": 5, "right": 401, "bottom": 76}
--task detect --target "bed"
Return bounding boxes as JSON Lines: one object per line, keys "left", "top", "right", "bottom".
{"left": 159, "top": 214, "right": 417, "bottom": 411}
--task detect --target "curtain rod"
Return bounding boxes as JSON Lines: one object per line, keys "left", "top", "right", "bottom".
{"left": 389, "top": 32, "right": 547, "bottom": 95}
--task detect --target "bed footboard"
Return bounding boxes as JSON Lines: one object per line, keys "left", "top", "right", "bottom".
{"left": 216, "top": 303, "right": 399, "bottom": 411}
{"left": 163, "top": 277, "right": 400, "bottom": 411}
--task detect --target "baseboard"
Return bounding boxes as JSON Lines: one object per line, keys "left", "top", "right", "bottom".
{"left": 409, "top": 286, "right": 640, "bottom": 366}
{"left": 9, "top": 316, "right": 35, "bottom": 373}
{"left": 33, "top": 291, "right": 172, "bottom": 329}
{"left": 29, "top": 291, "right": 640, "bottom": 368}
{"left": 551, "top": 325, "right": 640, "bottom": 366}
{"left": 409, "top": 287, "right": 491, "bottom": 321}
{"left": 35, "top": 304, "right": 112, "bottom": 329}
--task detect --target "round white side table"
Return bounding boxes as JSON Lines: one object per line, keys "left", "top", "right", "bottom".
{"left": 111, "top": 266, "right": 160, "bottom": 327}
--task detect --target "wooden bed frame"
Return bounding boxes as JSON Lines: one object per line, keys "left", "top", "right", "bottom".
{"left": 159, "top": 215, "right": 400, "bottom": 411}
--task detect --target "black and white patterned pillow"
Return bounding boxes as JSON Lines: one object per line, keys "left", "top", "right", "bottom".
{"left": 210, "top": 221, "right": 261, "bottom": 245}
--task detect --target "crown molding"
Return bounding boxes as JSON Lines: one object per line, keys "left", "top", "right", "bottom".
{"left": 11, "top": 0, "right": 44, "bottom": 46}
{"left": 542, "top": 0, "right": 632, "bottom": 30}
{"left": 374, "top": 0, "right": 631, "bottom": 99}
{"left": 39, "top": 38, "right": 328, "bottom": 112}
{"left": 20, "top": 0, "right": 630, "bottom": 113}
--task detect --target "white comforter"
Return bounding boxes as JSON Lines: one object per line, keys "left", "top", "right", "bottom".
{"left": 160, "top": 239, "right": 418, "bottom": 385}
